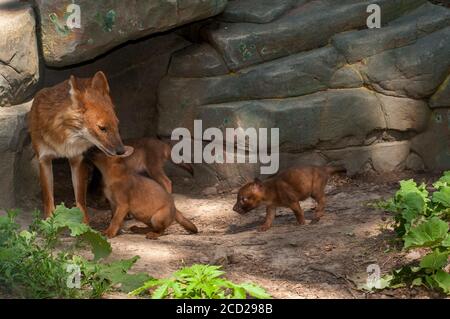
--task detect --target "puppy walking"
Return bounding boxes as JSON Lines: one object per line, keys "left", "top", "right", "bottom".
{"left": 233, "top": 166, "right": 346, "bottom": 231}
{"left": 28, "top": 72, "right": 126, "bottom": 222}
{"left": 87, "top": 148, "right": 198, "bottom": 239}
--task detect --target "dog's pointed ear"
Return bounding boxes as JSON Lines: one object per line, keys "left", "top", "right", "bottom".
{"left": 254, "top": 178, "right": 263, "bottom": 187}
{"left": 69, "top": 75, "right": 82, "bottom": 107}
{"left": 91, "top": 71, "right": 110, "bottom": 95}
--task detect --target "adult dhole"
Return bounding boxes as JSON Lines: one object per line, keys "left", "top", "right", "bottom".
{"left": 28, "top": 71, "right": 126, "bottom": 223}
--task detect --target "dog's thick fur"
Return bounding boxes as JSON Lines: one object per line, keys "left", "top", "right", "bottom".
{"left": 87, "top": 147, "right": 198, "bottom": 239}
{"left": 28, "top": 71, "right": 125, "bottom": 222}
{"left": 233, "top": 166, "right": 345, "bottom": 231}
{"left": 89, "top": 138, "right": 193, "bottom": 199}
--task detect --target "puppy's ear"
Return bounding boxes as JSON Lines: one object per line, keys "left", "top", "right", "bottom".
{"left": 254, "top": 178, "right": 264, "bottom": 188}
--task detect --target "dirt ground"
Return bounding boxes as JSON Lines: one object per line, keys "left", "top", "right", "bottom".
{"left": 7, "top": 167, "right": 449, "bottom": 299}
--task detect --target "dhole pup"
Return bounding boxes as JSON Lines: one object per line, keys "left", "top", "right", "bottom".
{"left": 233, "top": 166, "right": 345, "bottom": 231}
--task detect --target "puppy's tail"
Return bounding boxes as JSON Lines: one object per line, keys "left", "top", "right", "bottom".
{"left": 175, "top": 209, "right": 198, "bottom": 234}
{"left": 325, "top": 165, "right": 346, "bottom": 175}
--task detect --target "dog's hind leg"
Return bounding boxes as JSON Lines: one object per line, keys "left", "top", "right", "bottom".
{"left": 144, "top": 209, "right": 171, "bottom": 239}
{"left": 311, "top": 193, "right": 326, "bottom": 223}
{"left": 130, "top": 225, "right": 153, "bottom": 234}
{"left": 290, "top": 202, "right": 306, "bottom": 225}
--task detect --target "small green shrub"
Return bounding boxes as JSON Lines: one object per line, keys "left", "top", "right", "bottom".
{"left": 130, "top": 264, "right": 271, "bottom": 299}
{"left": 0, "top": 204, "right": 149, "bottom": 298}
{"left": 371, "top": 172, "right": 450, "bottom": 295}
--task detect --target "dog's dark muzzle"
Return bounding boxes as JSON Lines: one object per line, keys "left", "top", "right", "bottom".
{"left": 233, "top": 203, "right": 247, "bottom": 215}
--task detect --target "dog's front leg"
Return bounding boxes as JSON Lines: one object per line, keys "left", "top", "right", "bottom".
{"left": 104, "top": 205, "right": 129, "bottom": 238}
{"left": 38, "top": 156, "right": 55, "bottom": 218}
{"left": 258, "top": 206, "right": 276, "bottom": 232}
{"left": 69, "top": 155, "right": 89, "bottom": 223}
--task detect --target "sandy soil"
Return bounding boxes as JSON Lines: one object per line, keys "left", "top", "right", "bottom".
{"left": 6, "top": 169, "right": 448, "bottom": 299}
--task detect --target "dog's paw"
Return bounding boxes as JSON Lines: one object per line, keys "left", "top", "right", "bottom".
{"left": 145, "top": 232, "right": 160, "bottom": 240}
{"left": 102, "top": 229, "right": 116, "bottom": 238}
{"left": 257, "top": 225, "right": 270, "bottom": 232}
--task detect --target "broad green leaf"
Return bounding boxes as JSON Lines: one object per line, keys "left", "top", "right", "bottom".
{"left": 430, "top": 270, "right": 450, "bottom": 294}
{"left": 170, "top": 281, "right": 183, "bottom": 298}
{"left": 52, "top": 205, "right": 87, "bottom": 235}
{"left": 240, "top": 283, "right": 272, "bottom": 299}
{"left": 396, "top": 180, "right": 428, "bottom": 202}
{"left": 432, "top": 186, "right": 450, "bottom": 208}
{"left": 232, "top": 287, "right": 246, "bottom": 299}
{"left": 97, "top": 256, "right": 139, "bottom": 283}
{"left": 441, "top": 235, "right": 450, "bottom": 247}
{"left": 359, "top": 274, "right": 393, "bottom": 291}
{"left": 434, "top": 171, "right": 450, "bottom": 189}
{"left": 411, "top": 277, "right": 423, "bottom": 287}
{"left": 403, "top": 217, "right": 449, "bottom": 249}
{"left": 118, "top": 273, "right": 152, "bottom": 293}
{"left": 0, "top": 247, "right": 21, "bottom": 262}
{"left": 80, "top": 231, "right": 111, "bottom": 261}
{"left": 50, "top": 204, "right": 111, "bottom": 260}
{"left": 419, "top": 250, "right": 450, "bottom": 270}
{"left": 402, "top": 192, "right": 426, "bottom": 215}
{"left": 129, "top": 278, "right": 161, "bottom": 296}
{"left": 152, "top": 282, "right": 169, "bottom": 299}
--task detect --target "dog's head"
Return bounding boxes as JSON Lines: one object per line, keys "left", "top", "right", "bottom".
{"left": 69, "top": 71, "right": 127, "bottom": 157}
{"left": 233, "top": 178, "right": 265, "bottom": 214}
{"left": 85, "top": 145, "right": 134, "bottom": 169}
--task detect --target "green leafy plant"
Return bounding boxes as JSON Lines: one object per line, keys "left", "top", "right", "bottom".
{"left": 371, "top": 172, "right": 450, "bottom": 295}
{"left": 130, "top": 264, "right": 271, "bottom": 299}
{"left": 0, "top": 204, "right": 149, "bottom": 298}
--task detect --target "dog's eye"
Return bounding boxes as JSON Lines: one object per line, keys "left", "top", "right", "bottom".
{"left": 241, "top": 197, "right": 247, "bottom": 202}
{"left": 98, "top": 125, "right": 107, "bottom": 132}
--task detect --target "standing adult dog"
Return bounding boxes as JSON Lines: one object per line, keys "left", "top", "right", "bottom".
{"left": 29, "top": 71, "right": 127, "bottom": 222}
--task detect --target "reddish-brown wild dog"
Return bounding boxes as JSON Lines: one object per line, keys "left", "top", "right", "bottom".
{"left": 233, "top": 166, "right": 346, "bottom": 231}
{"left": 28, "top": 71, "right": 126, "bottom": 222}
{"left": 87, "top": 147, "right": 198, "bottom": 239}
{"left": 89, "top": 137, "right": 193, "bottom": 196}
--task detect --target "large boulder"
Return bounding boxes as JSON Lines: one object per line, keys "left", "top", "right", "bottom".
{"left": 219, "top": 0, "right": 306, "bottom": 24}
{"left": 0, "top": 101, "right": 39, "bottom": 209}
{"left": 430, "top": 75, "right": 450, "bottom": 108}
{"left": 332, "top": 2, "right": 450, "bottom": 63}
{"left": 0, "top": 3, "right": 39, "bottom": 106}
{"left": 34, "top": 0, "right": 228, "bottom": 66}
{"left": 356, "top": 26, "right": 450, "bottom": 99}
{"left": 168, "top": 43, "right": 229, "bottom": 78}
{"left": 411, "top": 109, "right": 450, "bottom": 170}
{"left": 193, "top": 89, "right": 430, "bottom": 152}
{"left": 205, "top": 0, "right": 426, "bottom": 70}
{"left": 158, "top": 46, "right": 363, "bottom": 135}
{"left": 188, "top": 141, "right": 413, "bottom": 188}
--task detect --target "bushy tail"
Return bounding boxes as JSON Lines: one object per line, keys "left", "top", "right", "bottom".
{"left": 325, "top": 165, "right": 346, "bottom": 175}
{"left": 175, "top": 209, "right": 198, "bottom": 234}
